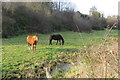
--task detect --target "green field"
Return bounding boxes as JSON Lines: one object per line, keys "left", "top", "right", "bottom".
{"left": 2, "top": 30, "right": 118, "bottom": 78}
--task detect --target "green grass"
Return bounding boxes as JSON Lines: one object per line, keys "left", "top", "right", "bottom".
{"left": 2, "top": 30, "right": 118, "bottom": 78}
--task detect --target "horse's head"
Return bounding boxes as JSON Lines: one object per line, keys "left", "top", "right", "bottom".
{"left": 62, "top": 39, "right": 64, "bottom": 45}
{"left": 33, "top": 35, "right": 39, "bottom": 42}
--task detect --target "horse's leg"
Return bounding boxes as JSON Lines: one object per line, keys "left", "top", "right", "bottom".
{"left": 30, "top": 44, "right": 32, "bottom": 50}
{"left": 34, "top": 44, "right": 36, "bottom": 51}
{"left": 59, "top": 40, "right": 61, "bottom": 45}
{"left": 49, "top": 39, "right": 52, "bottom": 45}
{"left": 32, "top": 44, "right": 34, "bottom": 51}
{"left": 28, "top": 43, "right": 31, "bottom": 50}
{"left": 29, "top": 44, "right": 32, "bottom": 50}
{"left": 56, "top": 40, "right": 58, "bottom": 45}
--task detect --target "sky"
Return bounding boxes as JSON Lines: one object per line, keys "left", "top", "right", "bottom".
{"left": 70, "top": 0, "right": 119, "bottom": 17}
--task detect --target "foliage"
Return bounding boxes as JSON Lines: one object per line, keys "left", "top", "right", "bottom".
{"left": 106, "top": 15, "right": 118, "bottom": 29}
{"left": 90, "top": 17, "right": 107, "bottom": 30}
{"left": 2, "top": 2, "right": 108, "bottom": 38}
{"left": 73, "top": 11, "right": 92, "bottom": 32}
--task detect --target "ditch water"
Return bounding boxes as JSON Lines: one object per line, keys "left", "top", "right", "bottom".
{"left": 50, "top": 60, "right": 89, "bottom": 77}
{"left": 51, "top": 63, "right": 73, "bottom": 75}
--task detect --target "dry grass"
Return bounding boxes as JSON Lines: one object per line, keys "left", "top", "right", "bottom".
{"left": 69, "top": 38, "right": 118, "bottom": 78}
{"left": 68, "top": 23, "right": 119, "bottom": 78}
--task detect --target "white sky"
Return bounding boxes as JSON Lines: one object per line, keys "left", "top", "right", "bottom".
{"left": 70, "top": 0, "right": 119, "bottom": 17}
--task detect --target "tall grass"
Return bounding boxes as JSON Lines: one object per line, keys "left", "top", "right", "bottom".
{"left": 63, "top": 23, "right": 118, "bottom": 78}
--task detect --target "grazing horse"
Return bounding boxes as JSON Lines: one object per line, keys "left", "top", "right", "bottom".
{"left": 49, "top": 34, "right": 64, "bottom": 45}
{"left": 27, "top": 35, "right": 39, "bottom": 51}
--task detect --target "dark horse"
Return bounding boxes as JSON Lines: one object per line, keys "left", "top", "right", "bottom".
{"left": 49, "top": 34, "right": 64, "bottom": 45}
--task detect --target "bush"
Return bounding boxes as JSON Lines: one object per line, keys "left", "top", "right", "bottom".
{"left": 90, "top": 17, "right": 107, "bottom": 30}
{"left": 73, "top": 12, "right": 92, "bottom": 32}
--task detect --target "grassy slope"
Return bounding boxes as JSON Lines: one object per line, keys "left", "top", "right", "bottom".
{"left": 2, "top": 30, "right": 118, "bottom": 78}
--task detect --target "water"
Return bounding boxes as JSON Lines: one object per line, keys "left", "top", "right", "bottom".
{"left": 51, "top": 63, "right": 72, "bottom": 75}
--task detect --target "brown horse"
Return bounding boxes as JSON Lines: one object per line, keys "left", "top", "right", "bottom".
{"left": 27, "top": 35, "right": 39, "bottom": 51}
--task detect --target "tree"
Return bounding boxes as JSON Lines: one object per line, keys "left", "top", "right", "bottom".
{"left": 89, "top": 6, "right": 97, "bottom": 15}
{"left": 89, "top": 6, "right": 107, "bottom": 30}
{"left": 89, "top": 6, "right": 102, "bottom": 18}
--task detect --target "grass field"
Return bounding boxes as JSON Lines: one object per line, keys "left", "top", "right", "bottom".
{"left": 2, "top": 30, "right": 118, "bottom": 78}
